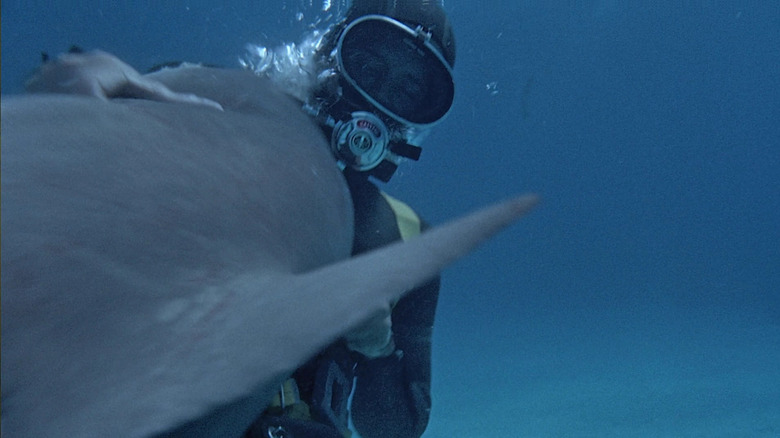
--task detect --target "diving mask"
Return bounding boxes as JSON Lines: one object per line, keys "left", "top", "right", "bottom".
{"left": 336, "top": 14, "right": 455, "bottom": 127}
{"left": 313, "top": 14, "right": 454, "bottom": 180}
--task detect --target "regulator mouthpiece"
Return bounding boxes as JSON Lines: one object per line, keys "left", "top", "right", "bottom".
{"left": 331, "top": 111, "right": 390, "bottom": 172}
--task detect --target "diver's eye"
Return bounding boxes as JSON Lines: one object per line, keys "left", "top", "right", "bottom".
{"left": 399, "top": 73, "right": 425, "bottom": 97}
{"left": 345, "top": 50, "right": 388, "bottom": 90}
{"left": 380, "top": 71, "right": 426, "bottom": 115}
{"left": 359, "top": 60, "right": 387, "bottom": 90}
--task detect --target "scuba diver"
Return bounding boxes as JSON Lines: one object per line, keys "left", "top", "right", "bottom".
{"left": 242, "top": 2, "right": 456, "bottom": 437}
{"left": 22, "top": 1, "right": 456, "bottom": 437}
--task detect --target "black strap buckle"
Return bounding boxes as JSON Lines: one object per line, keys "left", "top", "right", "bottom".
{"left": 312, "top": 361, "right": 353, "bottom": 437}
{"left": 266, "top": 425, "right": 287, "bottom": 438}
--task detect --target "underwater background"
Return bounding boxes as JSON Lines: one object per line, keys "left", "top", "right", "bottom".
{"left": 3, "top": 1, "right": 778, "bottom": 436}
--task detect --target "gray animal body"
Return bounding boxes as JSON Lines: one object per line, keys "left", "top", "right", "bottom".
{"left": 1, "top": 67, "right": 536, "bottom": 437}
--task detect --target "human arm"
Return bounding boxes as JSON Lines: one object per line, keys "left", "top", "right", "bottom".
{"left": 350, "top": 277, "right": 441, "bottom": 438}
{"left": 24, "top": 48, "right": 223, "bottom": 111}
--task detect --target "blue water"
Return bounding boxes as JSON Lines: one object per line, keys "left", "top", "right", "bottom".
{"left": 3, "top": 1, "right": 779, "bottom": 436}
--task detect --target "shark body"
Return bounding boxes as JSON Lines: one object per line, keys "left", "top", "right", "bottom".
{"left": 1, "top": 68, "right": 536, "bottom": 437}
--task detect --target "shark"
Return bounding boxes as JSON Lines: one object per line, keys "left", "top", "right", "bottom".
{"left": 0, "top": 65, "right": 538, "bottom": 437}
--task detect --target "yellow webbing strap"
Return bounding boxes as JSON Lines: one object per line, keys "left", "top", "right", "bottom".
{"left": 380, "top": 192, "right": 422, "bottom": 241}
{"left": 269, "top": 378, "right": 302, "bottom": 410}
{"left": 267, "top": 378, "right": 345, "bottom": 434}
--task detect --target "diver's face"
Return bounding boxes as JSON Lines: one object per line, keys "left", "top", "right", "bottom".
{"left": 344, "top": 38, "right": 428, "bottom": 117}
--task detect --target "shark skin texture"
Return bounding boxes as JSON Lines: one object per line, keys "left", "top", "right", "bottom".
{"left": 1, "top": 67, "right": 538, "bottom": 437}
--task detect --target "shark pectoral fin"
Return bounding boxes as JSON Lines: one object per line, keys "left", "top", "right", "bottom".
{"left": 169, "top": 194, "right": 538, "bottom": 436}
{"left": 5, "top": 194, "right": 538, "bottom": 438}
{"left": 269, "top": 194, "right": 540, "bottom": 369}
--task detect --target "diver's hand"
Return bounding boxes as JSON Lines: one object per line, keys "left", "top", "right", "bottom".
{"left": 25, "top": 49, "right": 223, "bottom": 111}
{"left": 345, "top": 310, "right": 396, "bottom": 359}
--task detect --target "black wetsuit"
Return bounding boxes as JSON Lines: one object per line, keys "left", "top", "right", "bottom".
{"left": 244, "top": 170, "right": 441, "bottom": 438}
